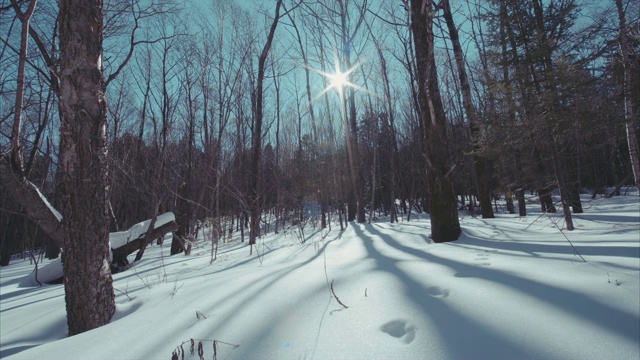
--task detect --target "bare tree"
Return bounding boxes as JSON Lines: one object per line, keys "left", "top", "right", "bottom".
{"left": 249, "top": 0, "right": 284, "bottom": 252}
{"left": 0, "top": 0, "right": 64, "bottom": 253}
{"left": 615, "top": 0, "right": 640, "bottom": 193}
{"left": 408, "top": 0, "right": 461, "bottom": 242}
{"left": 441, "top": 0, "right": 494, "bottom": 219}
{"left": 9, "top": 0, "right": 37, "bottom": 173}
{"left": 58, "top": 0, "right": 115, "bottom": 335}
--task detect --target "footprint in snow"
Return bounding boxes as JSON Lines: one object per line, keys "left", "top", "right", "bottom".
{"left": 454, "top": 272, "right": 473, "bottom": 278}
{"left": 425, "top": 286, "right": 450, "bottom": 298}
{"left": 380, "top": 319, "right": 416, "bottom": 344}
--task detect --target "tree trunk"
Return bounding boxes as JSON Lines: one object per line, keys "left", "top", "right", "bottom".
{"left": 538, "top": 186, "right": 556, "bottom": 213}
{"left": 369, "top": 144, "right": 378, "bottom": 223}
{"left": 249, "top": 0, "right": 283, "bottom": 253}
{"left": 516, "top": 188, "right": 526, "bottom": 217}
{"left": 409, "top": 0, "right": 461, "bottom": 242}
{"left": 442, "top": 0, "right": 494, "bottom": 219}
{"left": 505, "top": 191, "right": 515, "bottom": 214}
{"left": 615, "top": 0, "right": 640, "bottom": 192}
{"left": 172, "top": 182, "right": 189, "bottom": 255}
{"left": 9, "top": 0, "right": 38, "bottom": 175}
{"left": 58, "top": 0, "right": 115, "bottom": 335}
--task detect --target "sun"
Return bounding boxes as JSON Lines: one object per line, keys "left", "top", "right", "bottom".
{"left": 328, "top": 69, "right": 349, "bottom": 90}
{"left": 310, "top": 62, "right": 360, "bottom": 100}
{"left": 303, "top": 42, "right": 374, "bottom": 105}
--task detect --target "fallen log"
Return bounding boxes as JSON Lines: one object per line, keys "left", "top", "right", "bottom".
{"left": 111, "top": 219, "right": 178, "bottom": 269}
{"left": 22, "top": 213, "right": 177, "bottom": 285}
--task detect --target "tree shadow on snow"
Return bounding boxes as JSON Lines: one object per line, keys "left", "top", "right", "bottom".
{"left": 0, "top": 344, "right": 39, "bottom": 358}
{"left": 136, "top": 235, "right": 341, "bottom": 360}
{"left": 352, "top": 224, "right": 532, "bottom": 359}
{"left": 456, "top": 228, "right": 640, "bottom": 259}
{"left": 357, "top": 223, "right": 639, "bottom": 350}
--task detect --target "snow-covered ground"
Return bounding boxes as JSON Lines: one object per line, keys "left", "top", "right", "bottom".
{"left": 1, "top": 192, "right": 639, "bottom": 360}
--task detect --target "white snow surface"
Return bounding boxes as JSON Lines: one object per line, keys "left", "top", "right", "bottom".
{"left": 109, "top": 212, "right": 176, "bottom": 249}
{"left": 1, "top": 194, "right": 639, "bottom": 360}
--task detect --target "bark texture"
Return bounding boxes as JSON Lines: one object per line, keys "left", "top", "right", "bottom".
{"left": 410, "top": 0, "right": 461, "bottom": 242}
{"left": 58, "top": 0, "right": 115, "bottom": 335}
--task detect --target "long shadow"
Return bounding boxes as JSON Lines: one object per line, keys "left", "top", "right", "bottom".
{"left": 175, "top": 231, "right": 344, "bottom": 284}
{"left": 446, "top": 240, "right": 640, "bottom": 274}
{"left": 0, "top": 308, "right": 67, "bottom": 357}
{"left": 113, "top": 232, "right": 346, "bottom": 304}
{"left": 572, "top": 213, "right": 640, "bottom": 225}
{"left": 136, "top": 235, "right": 340, "bottom": 360}
{"left": 457, "top": 229, "right": 640, "bottom": 259}
{"left": 112, "top": 254, "right": 205, "bottom": 284}
{"left": 0, "top": 292, "right": 63, "bottom": 314}
{"left": 0, "top": 344, "right": 38, "bottom": 358}
{"left": 364, "top": 224, "right": 640, "bottom": 345}
{"left": 352, "top": 224, "right": 532, "bottom": 359}
{"left": 175, "top": 235, "right": 341, "bottom": 331}
{"left": 0, "top": 283, "right": 61, "bottom": 304}
{"left": 0, "top": 274, "right": 29, "bottom": 289}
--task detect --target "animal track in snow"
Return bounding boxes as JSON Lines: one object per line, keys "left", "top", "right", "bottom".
{"left": 380, "top": 319, "right": 416, "bottom": 344}
{"left": 475, "top": 253, "right": 492, "bottom": 266}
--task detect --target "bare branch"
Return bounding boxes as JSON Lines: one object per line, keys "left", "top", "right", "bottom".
{"left": 330, "top": 279, "right": 349, "bottom": 308}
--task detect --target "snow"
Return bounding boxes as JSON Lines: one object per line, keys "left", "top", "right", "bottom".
{"left": 32, "top": 182, "right": 62, "bottom": 221}
{"left": 1, "top": 193, "right": 639, "bottom": 360}
{"left": 109, "top": 212, "right": 176, "bottom": 249}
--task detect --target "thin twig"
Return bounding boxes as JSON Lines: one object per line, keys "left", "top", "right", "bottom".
{"left": 330, "top": 279, "right": 348, "bottom": 309}
{"left": 547, "top": 214, "right": 587, "bottom": 262}
{"left": 114, "top": 287, "right": 133, "bottom": 301}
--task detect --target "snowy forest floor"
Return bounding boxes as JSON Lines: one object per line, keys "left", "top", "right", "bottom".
{"left": 1, "top": 191, "right": 639, "bottom": 360}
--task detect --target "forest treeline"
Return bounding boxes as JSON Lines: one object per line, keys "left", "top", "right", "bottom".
{"left": 1, "top": 0, "right": 638, "bottom": 263}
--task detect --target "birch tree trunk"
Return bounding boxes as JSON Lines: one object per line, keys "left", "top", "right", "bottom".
{"left": 58, "top": 0, "right": 115, "bottom": 335}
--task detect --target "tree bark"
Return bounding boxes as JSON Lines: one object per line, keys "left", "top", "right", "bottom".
{"left": 58, "top": 0, "right": 115, "bottom": 335}
{"left": 410, "top": 0, "right": 461, "bottom": 242}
